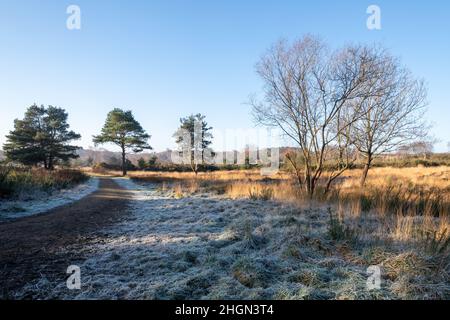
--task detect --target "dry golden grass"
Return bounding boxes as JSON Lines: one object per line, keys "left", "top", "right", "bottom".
{"left": 81, "top": 167, "right": 124, "bottom": 177}
{"left": 90, "top": 167, "right": 450, "bottom": 236}
{"left": 341, "top": 166, "right": 450, "bottom": 189}
{"left": 128, "top": 169, "right": 291, "bottom": 182}
{"left": 129, "top": 166, "right": 450, "bottom": 250}
{"left": 128, "top": 166, "right": 449, "bottom": 186}
{"left": 1, "top": 166, "right": 89, "bottom": 197}
{"left": 128, "top": 167, "right": 450, "bottom": 210}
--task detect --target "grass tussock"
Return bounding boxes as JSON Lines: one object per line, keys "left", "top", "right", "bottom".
{"left": 232, "top": 257, "right": 273, "bottom": 288}
{"left": 327, "top": 208, "right": 358, "bottom": 242}
{"left": 0, "top": 166, "right": 89, "bottom": 198}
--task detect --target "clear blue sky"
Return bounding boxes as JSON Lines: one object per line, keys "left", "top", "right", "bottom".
{"left": 0, "top": 0, "right": 449, "bottom": 152}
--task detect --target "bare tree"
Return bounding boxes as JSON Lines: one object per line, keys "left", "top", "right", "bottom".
{"left": 323, "top": 107, "right": 359, "bottom": 193}
{"left": 350, "top": 53, "right": 428, "bottom": 186}
{"left": 397, "top": 140, "right": 435, "bottom": 160}
{"left": 251, "top": 36, "right": 383, "bottom": 197}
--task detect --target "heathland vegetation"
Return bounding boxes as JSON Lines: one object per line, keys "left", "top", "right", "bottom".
{"left": 0, "top": 36, "right": 449, "bottom": 299}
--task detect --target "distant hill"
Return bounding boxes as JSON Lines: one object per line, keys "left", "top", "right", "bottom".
{"left": 0, "top": 147, "right": 296, "bottom": 166}
{"left": 75, "top": 148, "right": 169, "bottom": 166}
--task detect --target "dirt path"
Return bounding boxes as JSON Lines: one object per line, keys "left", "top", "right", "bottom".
{"left": 0, "top": 178, "right": 132, "bottom": 299}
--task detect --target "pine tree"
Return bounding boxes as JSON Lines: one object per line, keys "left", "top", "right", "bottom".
{"left": 3, "top": 104, "right": 81, "bottom": 169}
{"left": 93, "top": 108, "right": 151, "bottom": 176}
{"left": 148, "top": 155, "right": 158, "bottom": 167}
{"left": 137, "top": 157, "right": 147, "bottom": 170}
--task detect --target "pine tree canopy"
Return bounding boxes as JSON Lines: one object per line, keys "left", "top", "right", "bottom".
{"left": 3, "top": 104, "right": 81, "bottom": 169}
{"left": 93, "top": 108, "right": 151, "bottom": 175}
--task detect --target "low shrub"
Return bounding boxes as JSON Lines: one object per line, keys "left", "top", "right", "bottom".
{"left": 0, "top": 166, "right": 89, "bottom": 198}
{"left": 0, "top": 166, "right": 13, "bottom": 197}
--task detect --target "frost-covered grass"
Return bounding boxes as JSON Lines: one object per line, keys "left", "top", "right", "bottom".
{"left": 16, "top": 177, "right": 449, "bottom": 300}
{"left": 0, "top": 177, "right": 99, "bottom": 221}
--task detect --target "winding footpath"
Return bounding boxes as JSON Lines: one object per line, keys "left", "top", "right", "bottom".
{"left": 0, "top": 178, "right": 132, "bottom": 299}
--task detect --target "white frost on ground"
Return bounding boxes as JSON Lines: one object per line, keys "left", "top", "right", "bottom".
{"left": 17, "top": 177, "right": 386, "bottom": 300}
{"left": 0, "top": 178, "right": 99, "bottom": 221}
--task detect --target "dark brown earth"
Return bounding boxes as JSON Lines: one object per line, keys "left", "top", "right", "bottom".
{"left": 0, "top": 178, "right": 131, "bottom": 299}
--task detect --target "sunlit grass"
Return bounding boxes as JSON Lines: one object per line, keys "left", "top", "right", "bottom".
{"left": 0, "top": 166, "right": 89, "bottom": 198}
{"left": 129, "top": 166, "right": 450, "bottom": 256}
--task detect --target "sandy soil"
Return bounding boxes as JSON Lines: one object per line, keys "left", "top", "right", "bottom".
{"left": 0, "top": 178, "right": 132, "bottom": 299}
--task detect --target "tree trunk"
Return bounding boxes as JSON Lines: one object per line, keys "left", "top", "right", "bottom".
{"left": 286, "top": 154, "right": 303, "bottom": 189}
{"left": 360, "top": 155, "right": 372, "bottom": 187}
{"left": 309, "top": 178, "right": 316, "bottom": 199}
{"left": 295, "top": 169, "right": 303, "bottom": 189}
{"left": 194, "top": 162, "right": 198, "bottom": 176}
{"left": 325, "top": 177, "right": 333, "bottom": 194}
{"left": 121, "top": 146, "right": 127, "bottom": 176}
{"left": 304, "top": 168, "right": 314, "bottom": 199}
{"left": 48, "top": 156, "right": 54, "bottom": 170}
